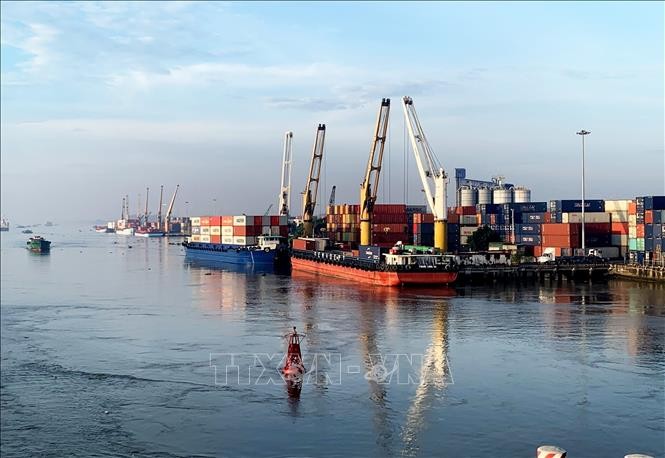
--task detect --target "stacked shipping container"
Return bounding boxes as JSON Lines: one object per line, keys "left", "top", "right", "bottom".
{"left": 190, "top": 215, "right": 288, "bottom": 245}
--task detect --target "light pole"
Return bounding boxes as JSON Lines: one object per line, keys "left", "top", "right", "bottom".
{"left": 576, "top": 130, "right": 591, "bottom": 255}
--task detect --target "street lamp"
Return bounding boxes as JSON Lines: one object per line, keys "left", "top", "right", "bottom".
{"left": 576, "top": 129, "right": 591, "bottom": 255}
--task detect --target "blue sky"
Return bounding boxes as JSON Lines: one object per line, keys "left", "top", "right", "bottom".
{"left": 1, "top": 1, "right": 663, "bottom": 222}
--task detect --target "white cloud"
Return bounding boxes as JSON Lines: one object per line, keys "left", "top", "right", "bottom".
{"left": 19, "top": 23, "right": 59, "bottom": 73}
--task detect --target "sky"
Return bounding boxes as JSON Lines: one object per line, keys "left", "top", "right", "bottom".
{"left": 1, "top": 1, "right": 663, "bottom": 223}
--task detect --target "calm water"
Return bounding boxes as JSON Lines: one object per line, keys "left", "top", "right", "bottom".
{"left": 1, "top": 226, "right": 664, "bottom": 457}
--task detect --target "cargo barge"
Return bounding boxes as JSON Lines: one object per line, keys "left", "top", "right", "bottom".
{"left": 26, "top": 236, "right": 51, "bottom": 253}
{"left": 183, "top": 236, "right": 289, "bottom": 267}
{"left": 291, "top": 240, "right": 458, "bottom": 287}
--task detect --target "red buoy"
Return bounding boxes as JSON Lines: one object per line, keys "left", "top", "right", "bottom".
{"left": 282, "top": 327, "right": 306, "bottom": 377}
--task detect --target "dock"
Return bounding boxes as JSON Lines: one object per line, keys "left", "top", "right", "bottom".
{"left": 458, "top": 262, "right": 610, "bottom": 284}
{"left": 609, "top": 263, "right": 665, "bottom": 283}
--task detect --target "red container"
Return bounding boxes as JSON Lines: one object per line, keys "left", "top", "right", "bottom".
{"left": 222, "top": 216, "right": 233, "bottom": 226}
{"left": 280, "top": 226, "right": 289, "bottom": 237}
{"left": 200, "top": 216, "right": 210, "bottom": 226}
{"left": 209, "top": 216, "right": 221, "bottom": 226}
{"left": 542, "top": 234, "right": 580, "bottom": 248}
{"left": 636, "top": 224, "right": 645, "bottom": 238}
{"left": 542, "top": 223, "right": 581, "bottom": 236}
{"left": 645, "top": 210, "right": 653, "bottom": 224}
{"left": 447, "top": 213, "right": 459, "bottom": 224}
{"left": 253, "top": 216, "right": 263, "bottom": 225}
{"left": 233, "top": 226, "right": 247, "bottom": 236}
{"left": 211, "top": 235, "right": 221, "bottom": 244}
{"left": 544, "top": 213, "right": 552, "bottom": 223}
{"left": 270, "top": 216, "right": 280, "bottom": 226}
{"left": 611, "top": 222, "right": 629, "bottom": 235}
{"left": 585, "top": 223, "right": 610, "bottom": 234}
{"left": 628, "top": 201, "right": 637, "bottom": 215}
{"left": 293, "top": 238, "right": 316, "bottom": 250}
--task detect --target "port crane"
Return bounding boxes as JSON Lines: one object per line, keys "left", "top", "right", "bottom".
{"left": 360, "top": 98, "right": 391, "bottom": 246}
{"left": 143, "top": 187, "right": 150, "bottom": 225}
{"left": 157, "top": 185, "right": 164, "bottom": 229}
{"left": 402, "top": 96, "right": 448, "bottom": 252}
{"left": 328, "top": 185, "right": 336, "bottom": 206}
{"left": 163, "top": 184, "right": 180, "bottom": 233}
{"left": 279, "top": 131, "right": 293, "bottom": 217}
{"left": 302, "top": 124, "right": 326, "bottom": 237}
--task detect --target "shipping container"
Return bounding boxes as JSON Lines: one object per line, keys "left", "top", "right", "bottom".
{"left": 523, "top": 213, "right": 546, "bottom": 223}
{"left": 233, "top": 215, "right": 248, "bottom": 226}
{"left": 604, "top": 200, "right": 632, "bottom": 212}
{"left": 210, "top": 235, "right": 221, "bottom": 244}
{"left": 191, "top": 226, "right": 201, "bottom": 235}
{"left": 542, "top": 234, "right": 581, "bottom": 248}
{"left": 200, "top": 216, "right": 211, "bottom": 226}
{"left": 209, "top": 216, "right": 221, "bottom": 226}
{"left": 476, "top": 204, "right": 503, "bottom": 214}
{"left": 200, "top": 226, "right": 210, "bottom": 235}
{"left": 221, "top": 226, "right": 233, "bottom": 236}
{"left": 506, "top": 202, "right": 548, "bottom": 213}
{"left": 222, "top": 216, "right": 234, "bottom": 226}
{"left": 608, "top": 211, "right": 629, "bottom": 222}
{"left": 553, "top": 200, "right": 605, "bottom": 213}
{"left": 562, "top": 212, "right": 611, "bottom": 224}
{"left": 191, "top": 217, "right": 201, "bottom": 227}
{"left": 636, "top": 224, "right": 645, "bottom": 238}
{"left": 516, "top": 234, "right": 541, "bottom": 245}
{"left": 644, "top": 196, "right": 665, "bottom": 210}
{"left": 222, "top": 236, "right": 234, "bottom": 244}
{"left": 210, "top": 226, "right": 221, "bottom": 235}
{"left": 358, "top": 245, "right": 382, "bottom": 262}
{"left": 200, "top": 234, "right": 211, "bottom": 243}
{"left": 611, "top": 222, "right": 629, "bottom": 235}
{"left": 191, "top": 234, "right": 201, "bottom": 242}
{"left": 460, "top": 215, "right": 479, "bottom": 225}
{"left": 460, "top": 226, "right": 479, "bottom": 236}
{"left": 645, "top": 210, "right": 653, "bottom": 224}
{"left": 611, "top": 234, "right": 628, "bottom": 246}
{"left": 541, "top": 223, "right": 581, "bottom": 236}
{"left": 517, "top": 224, "right": 541, "bottom": 234}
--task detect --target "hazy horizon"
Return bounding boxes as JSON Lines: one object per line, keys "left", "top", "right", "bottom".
{"left": 2, "top": 1, "right": 664, "bottom": 225}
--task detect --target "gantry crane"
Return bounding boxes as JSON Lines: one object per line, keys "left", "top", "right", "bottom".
{"left": 328, "top": 185, "right": 336, "bottom": 207}
{"left": 163, "top": 184, "right": 180, "bottom": 233}
{"left": 360, "top": 98, "right": 391, "bottom": 246}
{"left": 143, "top": 187, "right": 150, "bottom": 226}
{"left": 402, "top": 96, "right": 448, "bottom": 252}
{"left": 157, "top": 185, "right": 164, "bottom": 229}
{"left": 302, "top": 124, "right": 326, "bottom": 237}
{"left": 279, "top": 131, "right": 293, "bottom": 217}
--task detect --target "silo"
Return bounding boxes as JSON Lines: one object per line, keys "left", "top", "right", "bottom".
{"left": 492, "top": 187, "right": 513, "bottom": 204}
{"left": 457, "top": 186, "right": 477, "bottom": 207}
{"left": 513, "top": 186, "right": 531, "bottom": 203}
{"left": 477, "top": 186, "right": 493, "bottom": 205}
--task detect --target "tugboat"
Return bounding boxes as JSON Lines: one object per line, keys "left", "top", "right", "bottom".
{"left": 26, "top": 236, "right": 51, "bottom": 253}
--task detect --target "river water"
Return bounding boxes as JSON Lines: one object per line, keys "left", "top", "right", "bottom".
{"left": 1, "top": 225, "right": 663, "bottom": 457}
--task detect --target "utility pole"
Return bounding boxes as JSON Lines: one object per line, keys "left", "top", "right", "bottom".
{"left": 576, "top": 130, "right": 591, "bottom": 255}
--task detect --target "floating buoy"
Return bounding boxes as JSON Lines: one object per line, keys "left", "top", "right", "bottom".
{"left": 282, "top": 327, "right": 305, "bottom": 377}
{"left": 625, "top": 454, "right": 654, "bottom": 458}
{"left": 537, "top": 445, "right": 566, "bottom": 458}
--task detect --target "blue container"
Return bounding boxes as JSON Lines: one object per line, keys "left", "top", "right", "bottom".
{"left": 517, "top": 234, "right": 541, "bottom": 245}
{"left": 477, "top": 204, "right": 503, "bottom": 214}
{"left": 560, "top": 199, "right": 604, "bottom": 213}
{"left": 523, "top": 212, "right": 546, "bottom": 223}
{"left": 645, "top": 224, "right": 654, "bottom": 238}
{"left": 517, "top": 224, "right": 541, "bottom": 234}
{"left": 359, "top": 245, "right": 382, "bottom": 262}
{"left": 505, "top": 202, "right": 548, "bottom": 213}
{"left": 447, "top": 223, "right": 460, "bottom": 234}
{"left": 652, "top": 196, "right": 665, "bottom": 210}
{"left": 636, "top": 252, "right": 645, "bottom": 264}
{"left": 645, "top": 238, "right": 654, "bottom": 251}
{"left": 549, "top": 200, "right": 561, "bottom": 212}
{"left": 586, "top": 234, "right": 611, "bottom": 247}
{"left": 421, "top": 224, "right": 434, "bottom": 234}
{"left": 654, "top": 211, "right": 663, "bottom": 224}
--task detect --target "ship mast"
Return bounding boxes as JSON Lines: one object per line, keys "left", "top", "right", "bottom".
{"left": 157, "top": 185, "right": 164, "bottom": 229}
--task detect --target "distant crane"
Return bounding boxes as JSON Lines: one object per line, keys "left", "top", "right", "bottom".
{"left": 143, "top": 187, "right": 150, "bottom": 225}
{"left": 121, "top": 197, "right": 126, "bottom": 220}
{"left": 279, "top": 131, "right": 293, "bottom": 217}
{"left": 157, "top": 185, "right": 164, "bottom": 229}
{"left": 163, "top": 184, "right": 180, "bottom": 233}
{"left": 264, "top": 204, "right": 273, "bottom": 216}
{"left": 328, "top": 185, "right": 336, "bottom": 207}
{"left": 402, "top": 96, "right": 448, "bottom": 252}
{"left": 302, "top": 124, "right": 326, "bottom": 238}
{"left": 360, "top": 98, "right": 391, "bottom": 246}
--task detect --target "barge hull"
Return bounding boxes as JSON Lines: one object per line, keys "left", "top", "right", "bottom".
{"left": 291, "top": 257, "right": 457, "bottom": 286}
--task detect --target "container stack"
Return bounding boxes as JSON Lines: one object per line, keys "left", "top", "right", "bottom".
{"left": 412, "top": 212, "right": 434, "bottom": 246}
{"left": 190, "top": 215, "right": 288, "bottom": 245}
{"left": 605, "top": 199, "right": 631, "bottom": 258}
{"left": 326, "top": 204, "right": 409, "bottom": 248}
{"left": 629, "top": 196, "right": 664, "bottom": 263}
{"left": 326, "top": 204, "right": 360, "bottom": 244}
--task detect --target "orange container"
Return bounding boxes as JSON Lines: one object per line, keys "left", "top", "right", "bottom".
{"left": 209, "top": 216, "right": 221, "bottom": 226}
{"left": 628, "top": 201, "right": 636, "bottom": 214}
{"left": 645, "top": 210, "right": 653, "bottom": 224}
{"left": 542, "top": 234, "right": 580, "bottom": 248}
{"left": 636, "top": 224, "right": 645, "bottom": 238}
{"left": 542, "top": 223, "right": 581, "bottom": 236}
{"left": 544, "top": 213, "right": 552, "bottom": 223}
{"left": 611, "top": 222, "right": 629, "bottom": 235}
{"left": 200, "top": 216, "right": 210, "bottom": 226}
{"left": 233, "top": 226, "right": 247, "bottom": 236}
{"left": 210, "top": 235, "right": 221, "bottom": 244}
{"left": 222, "top": 216, "right": 233, "bottom": 226}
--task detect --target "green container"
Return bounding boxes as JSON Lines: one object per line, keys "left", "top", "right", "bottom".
{"left": 636, "top": 238, "right": 645, "bottom": 251}
{"left": 628, "top": 238, "right": 637, "bottom": 250}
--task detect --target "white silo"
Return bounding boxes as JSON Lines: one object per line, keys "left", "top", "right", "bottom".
{"left": 513, "top": 186, "right": 531, "bottom": 203}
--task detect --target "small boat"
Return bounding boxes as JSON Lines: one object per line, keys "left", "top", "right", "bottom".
{"left": 94, "top": 225, "right": 114, "bottom": 233}
{"left": 26, "top": 236, "right": 51, "bottom": 253}
{"left": 135, "top": 227, "right": 164, "bottom": 237}
{"left": 0, "top": 217, "right": 8, "bottom": 232}
{"left": 21, "top": 229, "right": 33, "bottom": 234}
{"left": 115, "top": 228, "right": 135, "bottom": 236}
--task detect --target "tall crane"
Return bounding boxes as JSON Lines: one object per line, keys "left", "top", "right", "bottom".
{"left": 402, "top": 96, "right": 448, "bottom": 252}
{"left": 157, "top": 185, "right": 164, "bottom": 229}
{"left": 360, "top": 98, "right": 391, "bottom": 246}
{"left": 328, "top": 185, "right": 336, "bottom": 206}
{"left": 121, "top": 197, "right": 126, "bottom": 220}
{"left": 164, "top": 184, "right": 180, "bottom": 233}
{"left": 279, "top": 131, "right": 293, "bottom": 217}
{"left": 143, "top": 187, "right": 150, "bottom": 226}
{"left": 302, "top": 124, "right": 326, "bottom": 238}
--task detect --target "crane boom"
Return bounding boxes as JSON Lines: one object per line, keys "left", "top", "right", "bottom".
{"left": 402, "top": 96, "right": 448, "bottom": 251}
{"left": 279, "top": 131, "right": 293, "bottom": 217}
{"left": 302, "top": 124, "right": 326, "bottom": 237}
{"left": 164, "top": 184, "right": 180, "bottom": 233}
{"left": 144, "top": 187, "right": 150, "bottom": 225}
{"left": 157, "top": 185, "right": 164, "bottom": 229}
{"left": 360, "top": 98, "right": 391, "bottom": 246}
{"left": 328, "top": 185, "right": 336, "bottom": 206}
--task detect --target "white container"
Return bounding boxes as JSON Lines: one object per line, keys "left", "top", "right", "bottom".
{"left": 262, "top": 216, "right": 271, "bottom": 226}
{"left": 210, "top": 226, "right": 221, "bottom": 235}
{"left": 191, "top": 226, "right": 201, "bottom": 235}
{"left": 191, "top": 234, "right": 201, "bottom": 242}
{"left": 246, "top": 236, "right": 257, "bottom": 246}
{"left": 279, "top": 215, "right": 288, "bottom": 226}
{"left": 262, "top": 226, "right": 271, "bottom": 235}
{"left": 629, "top": 226, "right": 637, "bottom": 238}
{"left": 233, "top": 215, "right": 248, "bottom": 226}
{"left": 460, "top": 215, "right": 479, "bottom": 225}
{"left": 270, "top": 226, "right": 280, "bottom": 236}
{"left": 604, "top": 199, "right": 632, "bottom": 212}
{"left": 221, "top": 226, "right": 233, "bottom": 236}
{"left": 200, "top": 234, "right": 211, "bottom": 243}
{"left": 460, "top": 226, "right": 479, "bottom": 236}
{"left": 200, "top": 226, "right": 210, "bottom": 234}
{"left": 232, "top": 236, "right": 247, "bottom": 245}
{"left": 562, "top": 212, "right": 611, "bottom": 223}
{"left": 191, "top": 217, "right": 201, "bottom": 227}
{"left": 222, "top": 236, "right": 234, "bottom": 244}
{"left": 610, "top": 211, "right": 629, "bottom": 222}
{"left": 628, "top": 214, "right": 637, "bottom": 225}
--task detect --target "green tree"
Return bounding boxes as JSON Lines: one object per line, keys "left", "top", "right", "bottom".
{"left": 468, "top": 225, "right": 501, "bottom": 251}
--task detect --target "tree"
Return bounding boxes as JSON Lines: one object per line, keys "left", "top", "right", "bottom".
{"left": 467, "top": 225, "right": 501, "bottom": 251}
